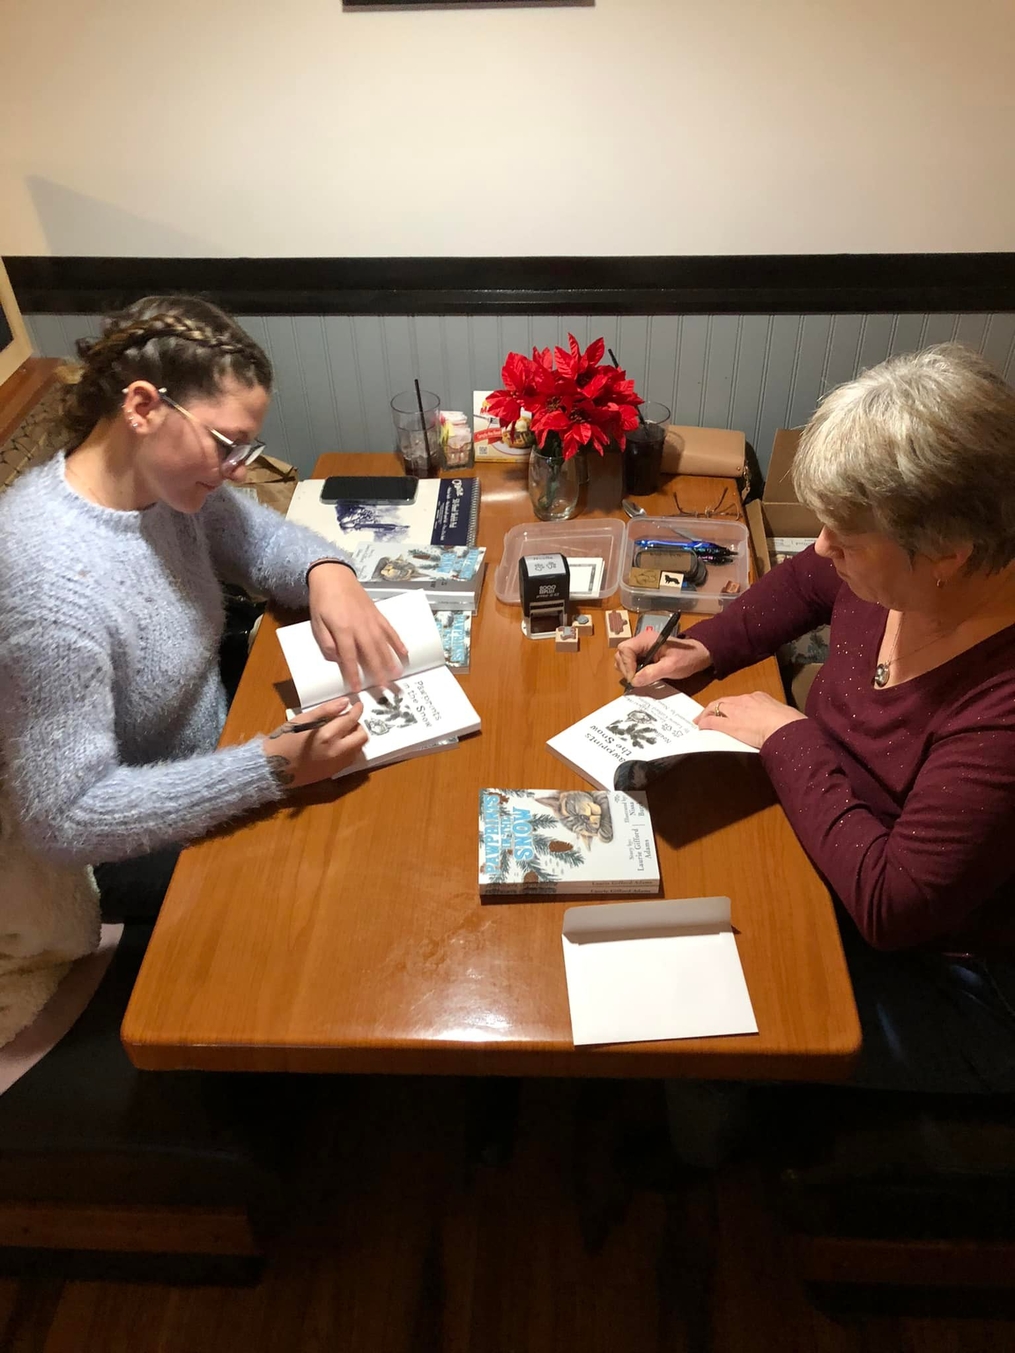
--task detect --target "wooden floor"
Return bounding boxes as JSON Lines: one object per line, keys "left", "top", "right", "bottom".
{"left": 1, "top": 1076, "right": 1013, "bottom": 1353}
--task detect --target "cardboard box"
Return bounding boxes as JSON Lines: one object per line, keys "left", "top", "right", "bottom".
{"left": 762, "top": 428, "right": 822, "bottom": 538}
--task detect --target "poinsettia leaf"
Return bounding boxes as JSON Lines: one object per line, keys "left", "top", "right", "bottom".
{"left": 553, "top": 346, "right": 576, "bottom": 381}
{"left": 487, "top": 402, "right": 522, "bottom": 431}
{"left": 538, "top": 409, "right": 571, "bottom": 433}
{"left": 568, "top": 333, "right": 581, "bottom": 362}
{"left": 581, "top": 370, "right": 609, "bottom": 400}
{"left": 562, "top": 429, "right": 583, "bottom": 459}
{"left": 585, "top": 337, "right": 605, "bottom": 367}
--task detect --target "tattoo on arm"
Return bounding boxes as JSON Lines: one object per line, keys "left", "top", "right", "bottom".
{"left": 265, "top": 753, "right": 295, "bottom": 787}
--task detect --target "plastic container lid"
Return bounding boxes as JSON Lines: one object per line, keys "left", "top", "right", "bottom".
{"left": 494, "top": 519, "right": 626, "bottom": 604}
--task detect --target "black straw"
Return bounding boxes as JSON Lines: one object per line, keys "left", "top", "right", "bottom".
{"left": 609, "top": 348, "right": 647, "bottom": 426}
{"left": 414, "top": 378, "right": 433, "bottom": 471}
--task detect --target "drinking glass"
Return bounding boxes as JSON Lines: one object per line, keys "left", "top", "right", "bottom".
{"left": 623, "top": 401, "right": 671, "bottom": 496}
{"left": 391, "top": 389, "right": 441, "bottom": 478}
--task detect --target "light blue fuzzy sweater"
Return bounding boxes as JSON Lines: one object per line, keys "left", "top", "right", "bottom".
{"left": 0, "top": 453, "right": 350, "bottom": 867}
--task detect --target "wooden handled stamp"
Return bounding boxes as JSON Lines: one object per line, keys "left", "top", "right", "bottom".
{"left": 606, "top": 610, "right": 633, "bottom": 648}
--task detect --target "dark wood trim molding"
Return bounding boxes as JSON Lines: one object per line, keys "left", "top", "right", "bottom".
{"left": 7, "top": 253, "right": 1015, "bottom": 316}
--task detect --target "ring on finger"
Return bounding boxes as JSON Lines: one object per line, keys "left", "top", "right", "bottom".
{"left": 714, "top": 702, "right": 726, "bottom": 718}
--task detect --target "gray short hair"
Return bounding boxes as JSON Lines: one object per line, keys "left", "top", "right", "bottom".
{"left": 792, "top": 343, "right": 1015, "bottom": 573}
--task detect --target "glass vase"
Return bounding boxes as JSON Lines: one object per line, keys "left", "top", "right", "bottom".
{"left": 528, "top": 437, "right": 580, "bottom": 521}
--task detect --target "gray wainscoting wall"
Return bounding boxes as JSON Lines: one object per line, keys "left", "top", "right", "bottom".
{"left": 26, "top": 312, "right": 1015, "bottom": 480}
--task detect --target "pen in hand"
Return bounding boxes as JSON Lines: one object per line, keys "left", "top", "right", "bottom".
{"left": 622, "top": 612, "right": 682, "bottom": 692}
{"left": 288, "top": 715, "right": 331, "bottom": 734}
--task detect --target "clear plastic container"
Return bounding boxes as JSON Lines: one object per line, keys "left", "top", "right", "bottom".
{"left": 619, "top": 515, "right": 750, "bottom": 614}
{"left": 494, "top": 519, "right": 626, "bottom": 604}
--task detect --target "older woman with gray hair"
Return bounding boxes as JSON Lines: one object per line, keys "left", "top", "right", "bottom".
{"left": 617, "top": 343, "right": 1015, "bottom": 1094}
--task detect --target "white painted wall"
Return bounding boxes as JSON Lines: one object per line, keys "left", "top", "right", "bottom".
{"left": 2, "top": 0, "right": 1014, "bottom": 257}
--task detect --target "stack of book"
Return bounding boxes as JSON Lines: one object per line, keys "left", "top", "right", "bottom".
{"left": 286, "top": 477, "right": 485, "bottom": 614}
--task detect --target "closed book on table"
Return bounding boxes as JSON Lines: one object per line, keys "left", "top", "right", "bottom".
{"left": 478, "top": 789, "right": 660, "bottom": 897}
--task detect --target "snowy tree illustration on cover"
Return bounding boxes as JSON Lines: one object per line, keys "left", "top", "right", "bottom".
{"left": 483, "top": 790, "right": 614, "bottom": 886}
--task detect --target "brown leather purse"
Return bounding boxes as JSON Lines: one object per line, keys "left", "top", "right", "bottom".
{"left": 661, "top": 424, "right": 747, "bottom": 480}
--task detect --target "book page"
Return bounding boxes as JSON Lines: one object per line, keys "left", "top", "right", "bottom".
{"left": 335, "top": 667, "right": 480, "bottom": 773}
{"left": 276, "top": 591, "right": 446, "bottom": 709}
{"left": 547, "top": 688, "right": 757, "bottom": 791}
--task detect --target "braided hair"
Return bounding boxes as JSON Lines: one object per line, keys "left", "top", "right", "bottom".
{"left": 58, "top": 296, "right": 272, "bottom": 446}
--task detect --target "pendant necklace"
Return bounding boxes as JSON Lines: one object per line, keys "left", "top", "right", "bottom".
{"left": 873, "top": 577, "right": 1014, "bottom": 688}
{"left": 873, "top": 622, "right": 954, "bottom": 688}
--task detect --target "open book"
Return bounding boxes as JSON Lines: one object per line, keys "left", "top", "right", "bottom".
{"left": 276, "top": 592, "right": 481, "bottom": 776}
{"left": 547, "top": 688, "right": 757, "bottom": 791}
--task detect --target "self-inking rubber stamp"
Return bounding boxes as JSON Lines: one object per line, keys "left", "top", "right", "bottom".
{"left": 519, "top": 552, "right": 571, "bottom": 639}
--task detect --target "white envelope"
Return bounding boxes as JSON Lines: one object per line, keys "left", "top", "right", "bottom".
{"left": 561, "top": 896, "right": 758, "bottom": 1047}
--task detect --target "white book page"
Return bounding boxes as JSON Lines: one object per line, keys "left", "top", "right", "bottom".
{"left": 561, "top": 897, "right": 758, "bottom": 1046}
{"left": 276, "top": 592, "right": 446, "bottom": 709}
{"left": 547, "top": 688, "right": 757, "bottom": 790}
{"left": 337, "top": 667, "right": 480, "bottom": 771}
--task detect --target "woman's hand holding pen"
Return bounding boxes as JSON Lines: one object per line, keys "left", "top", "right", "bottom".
{"left": 261, "top": 696, "right": 367, "bottom": 787}
{"left": 614, "top": 629, "right": 713, "bottom": 689}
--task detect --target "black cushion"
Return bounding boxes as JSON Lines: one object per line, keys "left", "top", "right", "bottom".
{"left": 0, "top": 924, "right": 292, "bottom": 1210}
{"left": 774, "top": 1087, "right": 1015, "bottom": 1241}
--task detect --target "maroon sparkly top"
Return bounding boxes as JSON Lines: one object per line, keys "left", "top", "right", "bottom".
{"left": 691, "top": 548, "right": 1015, "bottom": 954}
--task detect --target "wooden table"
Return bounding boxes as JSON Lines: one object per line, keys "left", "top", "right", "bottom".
{"left": 122, "top": 454, "right": 860, "bottom": 1078}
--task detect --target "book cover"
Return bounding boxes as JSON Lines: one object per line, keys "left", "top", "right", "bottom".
{"left": 478, "top": 789, "right": 660, "bottom": 897}
{"left": 354, "top": 544, "right": 484, "bottom": 587}
{"left": 547, "top": 689, "right": 758, "bottom": 791}
{"left": 287, "top": 476, "right": 480, "bottom": 550}
{"left": 349, "top": 545, "right": 485, "bottom": 610}
{"left": 434, "top": 610, "right": 472, "bottom": 673}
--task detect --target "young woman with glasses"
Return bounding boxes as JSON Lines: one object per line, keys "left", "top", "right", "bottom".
{"left": 0, "top": 295, "right": 407, "bottom": 905}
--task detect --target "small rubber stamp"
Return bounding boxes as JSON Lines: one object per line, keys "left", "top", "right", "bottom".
{"left": 721, "top": 579, "right": 741, "bottom": 595}
{"left": 659, "top": 570, "right": 685, "bottom": 591}
{"left": 606, "top": 610, "right": 632, "bottom": 648}
{"left": 628, "top": 567, "right": 662, "bottom": 589}
{"left": 555, "top": 625, "right": 579, "bottom": 653}
{"left": 572, "top": 613, "right": 593, "bottom": 635}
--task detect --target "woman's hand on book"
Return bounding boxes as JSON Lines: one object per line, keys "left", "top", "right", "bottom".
{"left": 308, "top": 563, "right": 409, "bottom": 691}
{"left": 694, "top": 692, "right": 806, "bottom": 749}
{"left": 614, "top": 632, "right": 712, "bottom": 688}
{"left": 262, "top": 697, "right": 367, "bottom": 787}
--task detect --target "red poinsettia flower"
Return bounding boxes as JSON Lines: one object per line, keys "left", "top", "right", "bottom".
{"left": 485, "top": 334, "right": 644, "bottom": 460}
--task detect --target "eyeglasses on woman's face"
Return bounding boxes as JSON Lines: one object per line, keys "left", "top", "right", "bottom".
{"left": 156, "top": 388, "right": 265, "bottom": 470}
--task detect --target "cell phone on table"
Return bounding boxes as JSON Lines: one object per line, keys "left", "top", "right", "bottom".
{"left": 320, "top": 476, "right": 418, "bottom": 505}
{"left": 636, "top": 612, "right": 676, "bottom": 636}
